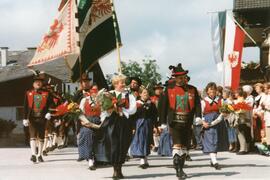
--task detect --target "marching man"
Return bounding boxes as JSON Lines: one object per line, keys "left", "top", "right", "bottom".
{"left": 160, "top": 63, "right": 202, "bottom": 179}
{"left": 23, "top": 71, "right": 53, "bottom": 163}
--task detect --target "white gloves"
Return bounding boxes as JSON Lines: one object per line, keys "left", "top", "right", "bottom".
{"left": 195, "top": 117, "right": 203, "bottom": 125}
{"left": 45, "top": 113, "right": 52, "bottom": 120}
{"left": 160, "top": 124, "right": 167, "bottom": 129}
{"left": 23, "top": 119, "right": 29, "bottom": 127}
{"left": 54, "top": 120, "right": 61, "bottom": 127}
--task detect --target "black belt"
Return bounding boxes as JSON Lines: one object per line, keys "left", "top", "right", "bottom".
{"left": 172, "top": 113, "right": 189, "bottom": 124}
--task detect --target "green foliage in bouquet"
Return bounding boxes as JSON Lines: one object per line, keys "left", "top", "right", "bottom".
{"left": 96, "top": 89, "right": 115, "bottom": 111}
{"left": 219, "top": 104, "right": 234, "bottom": 114}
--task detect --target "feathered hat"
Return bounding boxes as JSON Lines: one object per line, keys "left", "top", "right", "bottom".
{"left": 169, "top": 63, "right": 188, "bottom": 76}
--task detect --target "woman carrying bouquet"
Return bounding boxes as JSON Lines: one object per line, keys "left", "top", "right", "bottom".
{"left": 234, "top": 88, "right": 252, "bottom": 155}
{"left": 100, "top": 74, "right": 137, "bottom": 179}
{"left": 197, "top": 82, "right": 229, "bottom": 170}
{"left": 130, "top": 87, "right": 158, "bottom": 169}
{"left": 78, "top": 85, "right": 101, "bottom": 170}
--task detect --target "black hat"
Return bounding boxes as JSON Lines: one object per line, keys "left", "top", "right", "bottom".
{"left": 169, "top": 63, "right": 188, "bottom": 76}
{"left": 31, "top": 70, "right": 45, "bottom": 81}
{"left": 154, "top": 82, "right": 164, "bottom": 90}
{"left": 81, "top": 73, "right": 92, "bottom": 81}
{"left": 129, "top": 76, "right": 142, "bottom": 86}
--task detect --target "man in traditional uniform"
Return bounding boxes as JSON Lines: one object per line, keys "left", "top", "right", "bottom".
{"left": 160, "top": 63, "right": 201, "bottom": 179}
{"left": 42, "top": 83, "right": 63, "bottom": 155}
{"left": 23, "top": 72, "right": 53, "bottom": 163}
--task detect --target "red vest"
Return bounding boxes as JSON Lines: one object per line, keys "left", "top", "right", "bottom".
{"left": 150, "top": 95, "right": 159, "bottom": 107}
{"left": 203, "top": 98, "right": 221, "bottom": 115}
{"left": 27, "top": 90, "right": 49, "bottom": 112}
{"left": 168, "top": 86, "right": 195, "bottom": 113}
{"left": 84, "top": 99, "right": 101, "bottom": 117}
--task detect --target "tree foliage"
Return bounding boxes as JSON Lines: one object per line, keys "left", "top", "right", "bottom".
{"left": 121, "top": 58, "right": 162, "bottom": 92}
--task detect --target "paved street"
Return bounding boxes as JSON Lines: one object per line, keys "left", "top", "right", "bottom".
{"left": 0, "top": 147, "right": 269, "bottom": 180}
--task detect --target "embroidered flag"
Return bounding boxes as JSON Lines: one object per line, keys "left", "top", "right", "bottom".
{"left": 71, "top": 0, "right": 121, "bottom": 81}
{"left": 222, "top": 11, "right": 245, "bottom": 90}
{"left": 28, "top": 0, "right": 79, "bottom": 68}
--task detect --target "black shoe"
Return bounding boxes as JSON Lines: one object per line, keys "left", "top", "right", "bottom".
{"left": 152, "top": 147, "right": 158, "bottom": 152}
{"left": 30, "top": 155, "right": 37, "bottom": 163}
{"left": 42, "top": 151, "right": 48, "bottom": 156}
{"left": 185, "top": 155, "right": 192, "bottom": 161}
{"left": 89, "top": 165, "right": 96, "bottom": 170}
{"left": 38, "top": 156, "right": 44, "bottom": 162}
{"left": 177, "top": 169, "right": 188, "bottom": 179}
{"left": 213, "top": 163, "right": 221, "bottom": 170}
{"left": 125, "top": 155, "right": 130, "bottom": 161}
{"left": 139, "top": 164, "right": 148, "bottom": 169}
{"left": 210, "top": 161, "right": 214, "bottom": 167}
{"left": 77, "top": 158, "right": 85, "bottom": 162}
{"left": 237, "top": 151, "right": 248, "bottom": 155}
{"left": 58, "top": 145, "right": 65, "bottom": 149}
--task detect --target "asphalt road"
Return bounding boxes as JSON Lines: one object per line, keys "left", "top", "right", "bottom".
{"left": 0, "top": 147, "right": 269, "bottom": 180}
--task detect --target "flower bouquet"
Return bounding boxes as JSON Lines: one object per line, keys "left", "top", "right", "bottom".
{"left": 232, "top": 102, "right": 252, "bottom": 114}
{"left": 96, "top": 88, "right": 115, "bottom": 111}
{"left": 219, "top": 104, "right": 234, "bottom": 114}
{"left": 50, "top": 101, "right": 82, "bottom": 121}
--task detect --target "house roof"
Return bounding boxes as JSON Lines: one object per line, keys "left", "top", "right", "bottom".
{"left": 234, "top": 0, "right": 270, "bottom": 10}
{"left": 0, "top": 50, "right": 71, "bottom": 83}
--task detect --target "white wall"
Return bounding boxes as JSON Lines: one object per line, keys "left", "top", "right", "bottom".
{"left": 0, "top": 107, "right": 23, "bottom": 134}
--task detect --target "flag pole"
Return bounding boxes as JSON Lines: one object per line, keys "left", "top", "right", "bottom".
{"left": 111, "top": 0, "right": 122, "bottom": 74}
{"left": 75, "top": 0, "right": 83, "bottom": 81}
{"left": 231, "top": 17, "right": 257, "bottom": 46}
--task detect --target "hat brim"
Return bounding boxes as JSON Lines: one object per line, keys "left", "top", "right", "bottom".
{"left": 172, "top": 71, "right": 188, "bottom": 76}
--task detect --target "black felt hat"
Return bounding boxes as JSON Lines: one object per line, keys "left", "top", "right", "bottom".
{"left": 154, "top": 82, "right": 164, "bottom": 89}
{"left": 129, "top": 76, "right": 142, "bottom": 86}
{"left": 31, "top": 70, "right": 45, "bottom": 81}
{"left": 169, "top": 63, "right": 188, "bottom": 76}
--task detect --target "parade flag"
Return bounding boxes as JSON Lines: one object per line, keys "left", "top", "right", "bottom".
{"left": 210, "top": 11, "right": 226, "bottom": 72}
{"left": 222, "top": 11, "right": 245, "bottom": 90}
{"left": 28, "top": 0, "right": 79, "bottom": 68}
{"left": 71, "top": 0, "right": 122, "bottom": 81}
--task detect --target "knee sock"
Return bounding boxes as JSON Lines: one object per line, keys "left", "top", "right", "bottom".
{"left": 153, "top": 135, "right": 160, "bottom": 147}
{"left": 210, "top": 153, "right": 217, "bottom": 164}
{"left": 88, "top": 159, "right": 94, "bottom": 167}
{"left": 37, "top": 140, "right": 44, "bottom": 157}
{"left": 43, "top": 137, "right": 48, "bottom": 152}
{"left": 30, "top": 138, "right": 37, "bottom": 156}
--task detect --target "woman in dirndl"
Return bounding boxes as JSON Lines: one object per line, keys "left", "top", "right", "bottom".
{"left": 198, "top": 82, "right": 229, "bottom": 170}
{"left": 100, "top": 74, "right": 137, "bottom": 179}
{"left": 78, "top": 85, "right": 101, "bottom": 170}
{"left": 130, "top": 87, "right": 158, "bottom": 169}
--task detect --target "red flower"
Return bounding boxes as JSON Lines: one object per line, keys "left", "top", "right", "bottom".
{"left": 232, "top": 102, "right": 252, "bottom": 111}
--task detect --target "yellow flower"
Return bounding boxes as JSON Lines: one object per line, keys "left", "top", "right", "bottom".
{"left": 67, "top": 103, "right": 75, "bottom": 110}
{"left": 228, "top": 105, "right": 234, "bottom": 111}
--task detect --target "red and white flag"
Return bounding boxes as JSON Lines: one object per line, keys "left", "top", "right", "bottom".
{"left": 222, "top": 11, "right": 245, "bottom": 90}
{"left": 28, "top": 0, "right": 79, "bottom": 68}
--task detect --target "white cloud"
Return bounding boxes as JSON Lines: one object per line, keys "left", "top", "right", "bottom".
{"left": 2, "top": 0, "right": 255, "bottom": 89}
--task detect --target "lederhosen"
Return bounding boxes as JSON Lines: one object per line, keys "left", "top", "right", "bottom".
{"left": 25, "top": 90, "right": 50, "bottom": 140}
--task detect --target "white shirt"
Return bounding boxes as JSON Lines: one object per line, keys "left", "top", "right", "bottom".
{"left": 260, "top": 94, "right": 270, "bottom": 126}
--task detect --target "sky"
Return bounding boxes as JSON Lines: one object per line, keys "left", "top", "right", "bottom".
{"left": 0, "top": 0, "right": 259, "bottom": 89}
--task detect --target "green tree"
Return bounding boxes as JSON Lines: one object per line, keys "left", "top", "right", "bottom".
{"left": 120, "top": 58, "right": 162, "bottom": 94}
